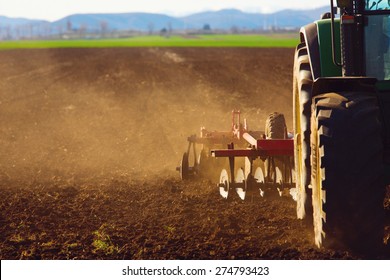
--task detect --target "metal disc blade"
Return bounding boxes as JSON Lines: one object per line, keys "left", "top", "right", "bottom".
{"left": 236, "top": 187, "right": 246, "bottom": 200}
{"left": 289, "top": 187, "right": 298, "bottom": 201}
{"left": 275, "top": 167, "right": 284, "bottom": 197}
{"left": 254, "top": 167, "right": 265, "bottom": 197}
{"left": 219, "top": 169, "right": 230, "bottom": 199}
{"left": 180, "top": 152, "right": 189, "bottom": 180}
{"left": 254, "top": 167, "right": 265, "bottom": 183}
{"left": 235, "top": 168, "right": 246, "bottom": 200}
{"left": 235, "top": 168, "right": 245, "bottom": 183}
{"left": 275, "top": 166, "right": 283, "bottom": 185}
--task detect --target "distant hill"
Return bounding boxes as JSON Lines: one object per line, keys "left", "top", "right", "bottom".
{"left": 180, "top": 9, "right": 264, "bottom": 30}
{"left": 179, "top": 7, "right": 330, "bottom": 30}
{"left": 0, "top": 6, "right": 330, "bottom": 38}
{"left": 51, "top": 13, "right": 186, "bottom": 32}
{"left": 0, "top": 15, "right": 49, "bottom": 27}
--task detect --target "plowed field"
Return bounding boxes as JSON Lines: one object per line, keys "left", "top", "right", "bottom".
{"left": 0, "top": 48, "right": 388, "bottom": 259}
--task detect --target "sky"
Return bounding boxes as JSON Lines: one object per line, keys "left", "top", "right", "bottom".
{"left": 0, "top": 0, "right": 330, "bottom": 22}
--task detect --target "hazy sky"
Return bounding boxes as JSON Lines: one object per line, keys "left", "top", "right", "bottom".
{"left": 0, "top": 0, "right": 329, "bottom": 21}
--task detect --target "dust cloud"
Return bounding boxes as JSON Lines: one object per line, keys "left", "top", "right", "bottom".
{"left": 0, "top": 47, "right": 294, "bottom": 183}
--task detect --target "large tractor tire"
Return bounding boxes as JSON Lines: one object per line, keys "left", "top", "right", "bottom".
{"left": 293, "top": 43, "right": 313, "bottom": 220}
{"left": 311, "top": 92, "right": 385, "bottom": 254}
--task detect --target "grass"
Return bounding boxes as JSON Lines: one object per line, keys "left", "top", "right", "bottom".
{"left": 0, "top": 34, "right": 299, "bottom": 49}
{"left": 92, "top": 224, "right": 119, "bottom": 255}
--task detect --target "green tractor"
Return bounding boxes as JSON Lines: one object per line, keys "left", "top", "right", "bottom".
{"left": 294, "top": 0, "right": 390, "bottom": 254}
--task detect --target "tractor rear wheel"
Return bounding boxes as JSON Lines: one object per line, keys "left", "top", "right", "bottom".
{"left": 311, "top": 92, "right": 385, "bottom": 254}
{"left": 293, "top": 43, "right": 313, "bottom": 220}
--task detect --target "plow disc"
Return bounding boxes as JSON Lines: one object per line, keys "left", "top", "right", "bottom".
{"left": 235, "top": 168, "right": 246, "bottom": 200}
{"left": 179, "top": 152, "right": 190, "bottom": 180}
{"left": 218, "top": 169, "right": 231, "bottom": 199}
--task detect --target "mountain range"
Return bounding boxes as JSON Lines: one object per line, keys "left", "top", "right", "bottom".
{"left": 0, "top": 6, "right": 330, "bottom": 37}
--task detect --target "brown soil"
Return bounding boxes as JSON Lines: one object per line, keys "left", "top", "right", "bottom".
{"left": 0, "top": 47, "right": 388, "bottom": 259}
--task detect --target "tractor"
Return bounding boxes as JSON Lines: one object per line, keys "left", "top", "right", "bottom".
{"left": 179, "top": 0, "right": 390, "bottom": 255}
{"left": 293, "top": 0, "right": 390, "bottom": 253}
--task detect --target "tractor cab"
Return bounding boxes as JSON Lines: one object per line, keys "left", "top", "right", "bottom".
{"left": 364, "top": 1, "right": 390, "bottom": 80}
{"left": 334, "top": 0, "right": 390, "bottom": 80}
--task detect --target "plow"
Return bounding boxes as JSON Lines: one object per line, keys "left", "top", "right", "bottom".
{"left": 178, "top": 110, "right": 295, "bottom": 200}
{"left": 178, "top": 0, "right": 390, "bottom": 255}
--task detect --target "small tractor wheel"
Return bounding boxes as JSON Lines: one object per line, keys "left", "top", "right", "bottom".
{"left": 180, "top": 152, "right": 189, "bottom": 180}
{"left": 265, "top": 112, "right": 287, "bottom": 140}
{"left": 293, "top": 43, "right": 313, "bottom": 220}
{"left": 311, "top": 92, "right": 385, "bottom": 254}
{"left": 264, "top": 112, "right": 289, "bottom": 196}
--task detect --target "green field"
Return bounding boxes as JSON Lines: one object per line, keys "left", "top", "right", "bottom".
{"left": 0, "top": 34, "right": 299, "bottom": 49}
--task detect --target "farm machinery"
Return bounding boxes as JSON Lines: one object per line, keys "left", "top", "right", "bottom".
{"left": 178, "top": 110, "right": 295, "bottom": 200}
{"left": 179, "top": 0, "right": 390, "bottom": 254}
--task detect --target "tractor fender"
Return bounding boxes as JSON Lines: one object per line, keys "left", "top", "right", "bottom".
{"left": 299, "top": 23, "right": 321, "bottom": 80}
{"left": 300, "top": 19, "right": 343, "bottom": 81}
